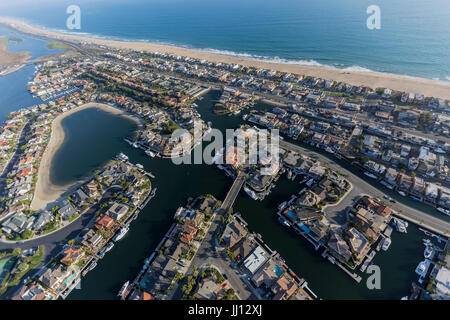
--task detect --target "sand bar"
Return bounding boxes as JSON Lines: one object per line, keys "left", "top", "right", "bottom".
{"left": 31, "top": 103, "right": 141, "bottom": 211}
{"left": 0, "top": 17, "right": 449, "bottom": 100}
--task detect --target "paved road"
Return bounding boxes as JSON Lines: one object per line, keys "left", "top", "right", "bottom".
{"left": 279, "top": 140, "right": 450, "bottom": 236}
{"left": 172, "top": 208, "right": 256, "bottom": 300}
{"left": 0, "top": 187, "right": 121, "bottom": 263}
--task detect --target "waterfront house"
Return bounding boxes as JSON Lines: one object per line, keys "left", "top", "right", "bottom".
{"left": 94, "top": 214, "right": 115, "bottom": 230}
{"left": 396, "top": 173, "right": 413, "bottom": 192}
{"left": 80, "top": 229, "right": 103, "bottom": 249}
{"left": 243, "top": 246, "right": 268, "bottom": 275}
{"left": 438, "top": 187, "right": 450, "bottom": 209}
{"left": 230, "top": 237, "right": 256, "bottom": 263}
{"left": 11, "top": 282, "right": 48, "bottom": 300}
{"left": 39, "top": 265, "right": 71, "bottom": 291}
{"left": 143, "top": 270, "right": 172, "bottom": 297}
{"left": 411, "top": 177, "right": 425, "bottom": 197}
{"left": 360, "top": 197, "right": 392, "bottom": 218}
{"left": 433, "top": 266, "right": 450, "bottom": 299}
{"left": 425, "top": 183, "right": 439, "bottom": 203}
{"left": 384, "top": 168, "right": 399, "bottom": 186}
{"left": 180, "top": 224, "right": 197, "bottom": 244}
{"left": 346, "top": 227, "right": 370, "bottom": 262}
{"left": 270, "top": 274, "right": 299, "bottom": 300}
{"left": 60, "top": 245, "right": 85, "bottom": 266}
{"left": 106, "top": 202, "right": 129, "bottom": 221}
{"left": 327, "top": 227, "right": 352, "bottom": 263}
{"left": 297, "top": 191, "right": 321, "bottom": 208}
{"left": 251, "top": 258, "right": 283, "bottom": 290}
{"left": 222, "top": 217, "right": 248, "bottom": 248}
{"left": 150, "top": 255, "right": 179, "bottom": 280}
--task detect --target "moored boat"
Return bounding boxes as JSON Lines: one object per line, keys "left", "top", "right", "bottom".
{"left": 118, "top": 281, "right": 130, "bottom": 297}
{"left": 381, "top": 237, "right": 391, "bottom": 251}
{"left": 114, "top": 226, "right": 130, "bottom": 242}
{"left": 364, "top": 171, "right": 377, "bottom": 179}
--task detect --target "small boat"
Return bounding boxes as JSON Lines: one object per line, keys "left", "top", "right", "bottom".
{"left": 393, "top": 218, "right": 408, "bottom": 233}
{"left": 325, "top": 147, "right": 335, "bottom": 154}
{"left": 424, "top": 244, "right": 433, "bottom": 259}
{"left": 277, "top": 216, "right": 290, "bottom": 227}
{"left": 145, "top": 149, "right": 156, "bottom": 157}
{"left": 327, "top": 255, "right": 336, "bottom": 264}
{"left": 364, "top": 172, "right": 377, "bottom": 179}
{"left": 415, "top": 260, "right": 431, "bottom": 283}
{"left": 104, "top": 242, "right": 114, "bottom": 253}
{"left": 381, "top": 238, "right": 391, "bottom": 251}
{"left": 113, "top": 226, "right": 130, "bottom": 242}
{"left": 415, "top": 260, "right": 427, "bottom": 276}
{"left": 398, "top": 190, "right": 406, "bottom": 197}
{"left": 83, "top": 261, "right": 97, "bottom": 275}
{"left": 118, "top": 281, "right": 130, "bottom": 297}
{"left": 117, "top": 153, "right": 129, "bottom": 161}
{"left": 244, "top": 186, "right": 259, "bottom": 201}
{"left": 87, "top": 261, "right": 97, "bottom": 271}
{"left": 278, "top": 201, "right": 287, "bottom": 211}
{"left": 437, "top": 207, "right": 450, "bottom": 216}
{"left": 136, "top": 163, "right": 144, "bottom": 170}
{"left": 132, "top": 142, "right": 139, "bottom": 148}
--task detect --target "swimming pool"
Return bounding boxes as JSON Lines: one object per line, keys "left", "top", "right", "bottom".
{"left": 274, "top": 264, "right": 283, "bottom": 277}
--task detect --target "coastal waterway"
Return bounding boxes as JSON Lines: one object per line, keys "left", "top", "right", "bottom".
{"left": 65, "top": 90, "right": 434, "bottom": 299}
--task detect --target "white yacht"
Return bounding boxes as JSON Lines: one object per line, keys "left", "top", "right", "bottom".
{"left": 277, "top": 216, "right": 290, "bottom": 227}
{"left": 244, "top": 186, "right": 259, "bottom": 200}
{"left": 364, "top": 172, "right": 377, "bottom": 179}
{"left": 118, "top": 281, "right": 130, "bottom": 297}
{"left": 117, "top": 153, "right": 129, "bottom": 161}
{"left": 415, "top": 259, "right": 430, "bottom": 280}
{"left": 381, "top": 238, "right": 392, "bottom": 251}
{"left": 145, "top": 149, "right": 156, "bottom": 157}
{"left": 437, "top": 207, "right": 450, "bottom": 216}
{"left": 424, "top": 244, "right": 434, "bottom": 259}
{"left": 393, "top": 218, "right": 408, "bottom": 233}
{"left": 104, "top": 242, "right": 115, "bottom": 253}
{"left": 114, "top": 226, "right": 130, "bottom": 242}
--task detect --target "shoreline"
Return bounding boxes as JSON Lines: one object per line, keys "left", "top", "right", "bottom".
{"left": 0, "top": 34, "right": 30, "bottom": 67}
{"left": 0, "top": 17, "right": 449, "bottom": 100}
{"left": 30, "top": 102, "right": 141, "bottom": 211}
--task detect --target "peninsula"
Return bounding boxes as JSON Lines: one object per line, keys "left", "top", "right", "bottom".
{"left": 1, "top": 17, "right": 450, "bottom": 100}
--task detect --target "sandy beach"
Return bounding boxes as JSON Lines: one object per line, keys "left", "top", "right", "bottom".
{"left": 1, "top": 17, "right": 449, "bottom": 100}
{"left": 31, "top": 103, "right": 141, "bottom": 211}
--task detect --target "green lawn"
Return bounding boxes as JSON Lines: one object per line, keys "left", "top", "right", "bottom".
{"left": 47, "top": 42, "right": 72, "bottom": 50}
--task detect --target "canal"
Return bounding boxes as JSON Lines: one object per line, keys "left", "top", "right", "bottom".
{"left": 63, "top": 90, "right": 433, "bottom": 299}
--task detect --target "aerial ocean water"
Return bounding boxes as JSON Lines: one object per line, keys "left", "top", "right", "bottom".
{"left": 1, "top": 0, "right": 449, "bottom": 81}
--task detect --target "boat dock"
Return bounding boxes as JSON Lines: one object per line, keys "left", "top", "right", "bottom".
{"left": 360, "top": 250, "right": 376, "bottom": 272}
{"left": 321, "top": 249, "right": 361, "bottom": 283}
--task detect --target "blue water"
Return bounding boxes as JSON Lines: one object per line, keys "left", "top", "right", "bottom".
{"left": 0, "top": 24, "right": 69, "bottom": 123}
{"left": 0, "top": 65, "right": 42, "bottom": 123}
{"left": 0, "top": 26, "right": 66, "bottom": 59}
{"left": 0, "top": 0, "right": 449, "bottom": 81}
